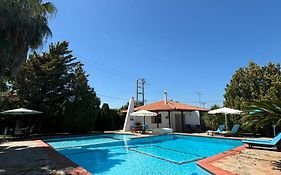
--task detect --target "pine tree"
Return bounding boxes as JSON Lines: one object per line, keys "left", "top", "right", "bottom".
{"left": 63, "top": 63, "right": 100, "bottom": 133}
{"left": 95, "top": 103, "right": 115, "bottom": 131}
{"left": 15, "top": 41, "right": 100, "bottom": 132}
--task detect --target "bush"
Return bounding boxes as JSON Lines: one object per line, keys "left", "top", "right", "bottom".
{"left": 95, "top": 103, "right": 115, "bottom": 131}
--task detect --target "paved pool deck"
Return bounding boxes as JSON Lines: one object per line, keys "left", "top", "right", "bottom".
{"left": 0, "top": 139, "right": 90, "bottom": 175}
{"left": 0, "top": 132, "right": 280, "bottom": 175}
{"left": 177, "top": 132, "right": 281, "bottom": 175}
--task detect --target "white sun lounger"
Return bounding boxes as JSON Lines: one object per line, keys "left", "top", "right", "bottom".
{"left": 152, "top": 128, "right": 173, "bottom": 135}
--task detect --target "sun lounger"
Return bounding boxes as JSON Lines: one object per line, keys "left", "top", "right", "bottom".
{"left": 130, "top": 124, "right": 136, "bottom": 132}
{"left": 141, "top": 125, "right": 151, "bottom": 134}
{"left": 220, "top": 124, "right": 240, "bottom": 136}
{"left": 152, "top": 128, "right": 173, "bottom": 135}
{"left": 207, "top": 124, "right": 225, "bottom": 135}
{"left": 242, "top": 133, "right": 281, "bottom": 150}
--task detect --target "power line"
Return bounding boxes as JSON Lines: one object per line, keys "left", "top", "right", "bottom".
{"left": 73, "top": 53, "right": 136, "bottom": 82}
{"left": 195, "top": 91, "right": 202, "bottom": 107}
{"left": 145, "top": 85, "right": 223, "bottom": 103}
{"left": 181, "top": 100, "right": 223, "bottom": 103}
{"left": 71, "top": 54, "right": 223, "bottom": 106}
{"left": 97, "top": 94, "right": 129, "bottom": 101}
{"left": 97, "top": 92, "right": 222, "bottom": 107}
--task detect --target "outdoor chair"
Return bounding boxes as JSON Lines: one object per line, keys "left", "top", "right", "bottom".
{"left": 207, "top": 124, "right": 225, "bottom": 136}
{"left": 220, "top": 124, "right": 240, "bottom": 136}
{"left": 29, "top": 125, "right": 34, "bottom": 134}
{"left": 13, "top": 120, "right": 24, "bottom": 138}
{"left": 13, "top": 129, "right": 24, "bottom": 138}
{"left": 130, "top": 124, "right": 136, "bottom": 132}
{"left": 141, "top": 125, "right": 151, "bottom": 134}
{"left": 24, "top": 125, "right": 35, "bottom": 137}
{"left": 242, "top": 132, "right": 281, "bottom": 150}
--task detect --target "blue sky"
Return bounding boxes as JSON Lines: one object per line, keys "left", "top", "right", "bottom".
{"left": 46, "top": 0, "right": 281, "bottom": 109}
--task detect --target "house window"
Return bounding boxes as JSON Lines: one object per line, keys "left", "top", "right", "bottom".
{"left": 151, "top": 114, "right": 162, "bottom": 124}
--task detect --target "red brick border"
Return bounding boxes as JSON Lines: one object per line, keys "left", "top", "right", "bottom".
{"left": 33, "top": 140, "right": 92, "bottom": 175}
{"left": 196, "top": 144, "right": 247, "bottom": 175}
{"left": 33, "top": 137, "right": 246, "bottom": 175}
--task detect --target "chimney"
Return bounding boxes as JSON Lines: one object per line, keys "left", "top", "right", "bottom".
{"left": 164, "top": 91, "right": 168, "bottom": 104}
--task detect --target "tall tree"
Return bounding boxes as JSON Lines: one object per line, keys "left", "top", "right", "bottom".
{"left": 224, "top": 61, "right": 281, "bottom": 110}
{"left": 15, "top": 41, "right": 100, "bottom": 132}
{"left": 63, "top": 63, "right": 100, "bottom": 133}
{"left": 0, "top": 0, "right": 56, "bottom": 76}
{"left": 0, "top": 74, "right": 17, "bottom": 111}
{"left": 202, "top": 104, "right": 224, "bottom": 130}
{"left": 15, "top": 41, "right": 76, "bottom": 131}
{"left": 95, "top": 103, "right": 115, "bottom": 131}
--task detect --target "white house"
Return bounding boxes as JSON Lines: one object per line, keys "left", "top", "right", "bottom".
{"left": 123, "top": 95, "right": 208, "bottom": 132}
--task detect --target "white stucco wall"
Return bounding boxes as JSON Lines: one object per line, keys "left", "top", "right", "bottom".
{"left": 133, "top": 111, "right": 170, "bottom": 129}
{"left": 149, "top": 111, "right": 170, "bottom": 129}
{"left": 132, "top": 110, "right": 201, "bottom": 131}
{"left": 185, "top": 111, "right": 200, "bottom": 125}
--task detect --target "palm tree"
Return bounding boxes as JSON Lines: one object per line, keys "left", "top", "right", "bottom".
{"left": 0, "top": 0, "right": 56, "bottom": 76}
{"left": 242, "top": 100, "right": 281, "bottom": 135}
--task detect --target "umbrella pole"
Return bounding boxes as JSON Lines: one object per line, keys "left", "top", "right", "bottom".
{"left": 273, "top": 124, "right": 277, "bottom": 136}
{"left": 143, "top": 116, "right": 146, "bottom": 133}
{"left": 225, "top": 113, "right": 228, "bottom": 131}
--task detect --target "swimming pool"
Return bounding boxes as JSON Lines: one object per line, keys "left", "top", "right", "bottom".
{"left": 45, "top": 134, "right": 242, "bottom": 175}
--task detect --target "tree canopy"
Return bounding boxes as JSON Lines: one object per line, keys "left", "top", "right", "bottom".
{"left": 95, "top": 103, "right": 115, "bottom": 131}
{"left": 224, "top": 61, "right": 281, "bottom": 110}
{"left": 202, "top": 104, "right": 224, "bottom": 130}
{"left": 0, "top": 0, "right": 56, "bottom": 76}
{"left": 222, "top": 61, "right": 281, "bottom": 136}
{"left": 63, "top": 63, "right": 101, "bottom": 133}
{"left": 14, "top": 41, "right": 100, "bottom": 132}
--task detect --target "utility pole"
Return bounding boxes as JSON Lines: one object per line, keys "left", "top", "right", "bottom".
{"left": 196, "top": 92, "right": 202, "bottom": 107}
{"left": 202, "top": 102, "right": 207, "bottom": 108}
{"left": 136, "top": 78, "right": 145, "bottom": 105}
{"left": 136, "top": 80, "right": 139, "bottom": 102}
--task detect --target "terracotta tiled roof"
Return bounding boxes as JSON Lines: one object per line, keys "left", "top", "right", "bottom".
{"left": 124, "top": 100, "right": 208, "bottom": 112}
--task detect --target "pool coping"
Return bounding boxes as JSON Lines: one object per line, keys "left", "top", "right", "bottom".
{"left": 174, "top": 133, "right": 247, "bottom": 175}
{"left": 33, "top": 133, "right": 138, "bottom": 175}
{"left": 34, "top": 140, "right": 92, "bottom": 175}
{"left": 174, "top": 132, "right": 243, "bottom": 141}
{"left": 34, "top": 133, "right": 246, "bottom": 175}
{"left": 196, "top": 144, "right": 247, "bottom": 175}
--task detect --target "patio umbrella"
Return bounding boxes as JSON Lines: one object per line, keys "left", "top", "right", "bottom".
{"left": 0, "top": 108, "right": 42, "bottom": 140}
{"left": 0, "top": 108, "right": 42, "bottom": 115}
{"left": 130, "top": 110, "right": 157, "bottom": 125}
{"left": 208, "top": 107, "right": 242, "bottom": 131}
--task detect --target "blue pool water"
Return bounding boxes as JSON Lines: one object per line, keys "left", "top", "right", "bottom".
{"left": 47, "top": 134, "right": 134, "bottom": 149}
{"left": 45, "top": 134, "right": 242, "bottom": 175}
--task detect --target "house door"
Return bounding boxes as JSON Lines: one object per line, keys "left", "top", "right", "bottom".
{"left": 174, "top": 114, "right": 182, "bottom": 131}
